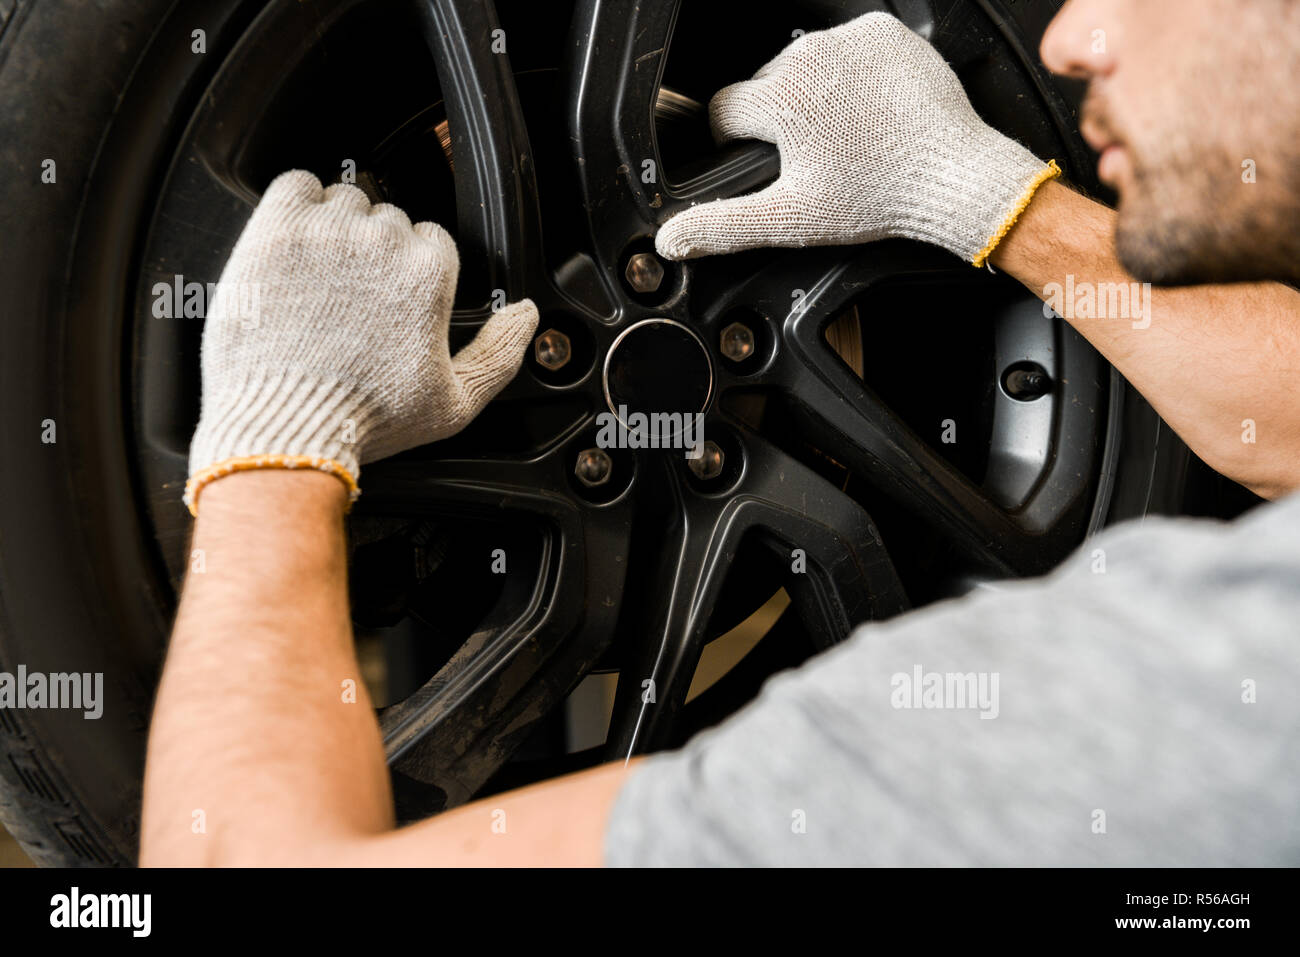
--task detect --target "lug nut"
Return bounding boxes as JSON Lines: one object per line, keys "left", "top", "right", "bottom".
{"left": 688, "top": 441, "right": 725, "bottom": 481}
{"left": 574, "top": 448, "right": 613, "bottom": 487}
{"left": 624, "top": 252, "right": 665, "bottom": 294}
{"left": 534, "top": 328, "right": 572, "bottom": 370}
{"left": 720, "top": 322, "right": 756, "bottom": 363}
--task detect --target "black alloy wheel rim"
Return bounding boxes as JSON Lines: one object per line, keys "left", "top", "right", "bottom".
{"left": 125, "top": 0, "right": 1122, "bottom": 816}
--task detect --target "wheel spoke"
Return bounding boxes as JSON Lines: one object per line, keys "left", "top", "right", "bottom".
{"left": 703, "top": 246, "right": 1071, "bottom": 574}
{"left": 380, "top": 494, "right": 634, "bottom": 813}
{"left": 566, "top": 0, "right": 681, "bottom": 266}
{"left": 416, "top": 0, "right": 544, "bottom": 301}
{"left": 359, "top": 447, "right": 569, "bottom": 520}
{"left": 180, "top": 0, "right": 543, "bottom": 303}
{"left": 603, "top": 455, "right": 744, "bottom": 757}
{"left": 735, "top": 434, "right": 909, "bottom": 644}
{"left": 659, "top": 142, "right": 781, "bottom": 213}
{"left": 366, "top": 430, "right": 637, "bottom": 812}
{"left": 722, "top": 242, "right": 964, "bottom": 323}
{"left": 781, "top": 307, "right": 1045, "bottom": 575}
{"left": 605, "top": 436, "right": 906, "bottom": 757}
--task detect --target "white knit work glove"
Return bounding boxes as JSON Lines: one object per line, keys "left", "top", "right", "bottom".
{"left": 184, "top": 170, "right": 538, "bottom": 514}
{"left": 654, "top": 12, "right": 1060, "bottom": 266}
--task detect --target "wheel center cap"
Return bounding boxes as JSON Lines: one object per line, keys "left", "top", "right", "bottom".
{"left": 603, "top": 318, "right": 713, "bottom": 423}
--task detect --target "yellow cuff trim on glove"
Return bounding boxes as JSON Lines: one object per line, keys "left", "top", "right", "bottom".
{"left": 971, "top": 159, "right": 1063, "bottom": 269}
{"left": 184, "top": 454, "right": 360, "bottom": 517}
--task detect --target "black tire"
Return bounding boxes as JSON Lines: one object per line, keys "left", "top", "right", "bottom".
{"left": 0, "top": 0, "right": 265, "bottom": 866}
{"left": 0, "top": 0, "right": 1205, "bottom": 866}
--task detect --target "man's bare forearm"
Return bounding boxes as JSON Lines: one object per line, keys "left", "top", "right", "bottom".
{"left": 141, "top": 470, "right": 392, "bottom": 865}
{"left": 990, "top": 180, "right": 1300, "bottom": 499}
{"left": 141, "top": 469, "right": 634, "bottom": 867}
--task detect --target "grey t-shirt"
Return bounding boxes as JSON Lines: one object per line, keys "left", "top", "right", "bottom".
{"left": 603, "top": 492, "right": 1300, "bottom": 866}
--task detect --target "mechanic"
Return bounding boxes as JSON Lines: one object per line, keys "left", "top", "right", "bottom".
{"left": 140, "top": 0, "right": 1300, "bottom": 866}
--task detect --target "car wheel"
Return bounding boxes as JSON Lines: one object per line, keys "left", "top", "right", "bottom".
{"left": 0, "top": 0, "right": 1208, "bottom": 865}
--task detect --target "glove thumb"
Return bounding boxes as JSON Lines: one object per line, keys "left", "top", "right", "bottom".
{"left": 655, "top": 183, "right": 796, "bottom": 260}
{"left": 449, "top": 298, "right": 540, "bottom": 414}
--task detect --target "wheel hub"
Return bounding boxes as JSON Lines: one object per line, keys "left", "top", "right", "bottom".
{"left": 602, "top": 318, "right": 713, "bottom": 427}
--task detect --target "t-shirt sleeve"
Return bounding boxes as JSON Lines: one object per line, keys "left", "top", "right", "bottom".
{"left": 603, "top": 496, "right": 1300, "bottom": 866}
